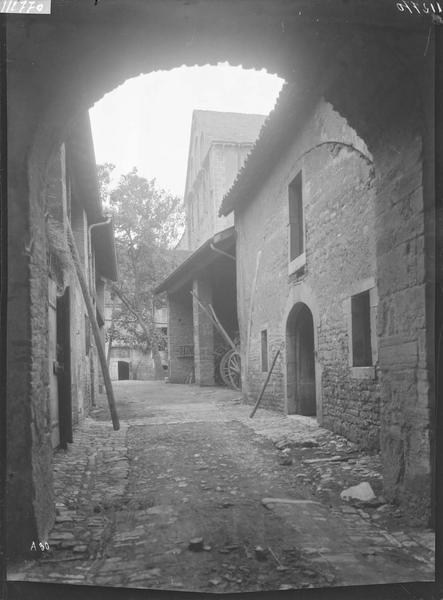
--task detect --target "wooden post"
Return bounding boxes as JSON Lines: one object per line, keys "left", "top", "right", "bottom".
{"left": 249, "top": 349, "right": 281, "bottom": 419}
{"left": 66, "top": 221, "right": 120, "bottom": 430}
{"left": 106, "top": 293, "right": 116, "bottom": 367}
{"left": 190, "top": 290, "right": 236, "bottom": 350}
{"left": 208, "top": 303, "right": 236, "bottom": 351}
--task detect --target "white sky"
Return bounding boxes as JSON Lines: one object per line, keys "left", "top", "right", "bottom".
{"left": 89, "top": 63, "right": 284, "bottom": 197}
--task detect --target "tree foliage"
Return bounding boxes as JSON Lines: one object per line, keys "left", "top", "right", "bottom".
{"left": 100, "top": 165, "right": 185, "bottom": 375}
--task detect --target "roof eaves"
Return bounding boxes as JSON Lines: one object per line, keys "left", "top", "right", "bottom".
{"left": 154, "top": 226, "right": 236, "bottom": 295}
{"left": 220, "top": 80, "right": 322, "bottom": 217}
{"left": 92, "top": 219, "right": 118, "bottom": 282}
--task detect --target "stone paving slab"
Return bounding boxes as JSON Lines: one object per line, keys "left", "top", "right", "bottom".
{"left": 8, "top": 381, "right": 435, "bottom": 593}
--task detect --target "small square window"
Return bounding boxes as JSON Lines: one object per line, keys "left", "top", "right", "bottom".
{"left": 261, "top": 329, "right": 268, "bottom": 372}
{"left": 351, "top": 290, "right": 372, "bottom": 367}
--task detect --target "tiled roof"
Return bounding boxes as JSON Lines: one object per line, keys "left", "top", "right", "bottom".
{"left": 192, "top": 109, "right": 266, "bottom": 146}
{"left": 184, "top": 110, "right": 267, "bottom": 196}
{"left": 67, "top": 113, "right": 103, "bottom": 223}
{"left": 154, "top": 227, "right": 235, "bottom": 295}
{"left": 219, "top": 82, "right": 315, "bottom": 216}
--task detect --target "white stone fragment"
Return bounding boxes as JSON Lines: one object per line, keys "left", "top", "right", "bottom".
{"left": 340, "top": 481, "right": 376, "bottom": 502}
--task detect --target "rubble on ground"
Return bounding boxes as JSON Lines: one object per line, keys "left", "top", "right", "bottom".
{"left": 340, "top": 482, "right": 376, "bottom": 503}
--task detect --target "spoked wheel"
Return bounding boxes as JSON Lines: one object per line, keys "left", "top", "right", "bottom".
{"left": 219, "top": 350, "right": 232, "bottom": 387}
{"left": 219, "top": 349, "right": 241, "bottom": 391}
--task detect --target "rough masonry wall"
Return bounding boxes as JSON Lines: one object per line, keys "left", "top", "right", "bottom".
{"left": 193, "top": 278, "right": 215, "bottom": 386}
{"left": 131, "top": 349, "right": 154, "bottom": 380}
{"left": 6, "top": 2, "right": 432, "bottom": 552}
{"left": 323, "top": 36, "right": 434, "bottom": 523}
{"left": 210, "top": 144, "right": 246, "bottom": 234}
{"left": 68, "top": 206, "right": 93, "bottom": 425}
{"left": 109, "top": 349, "right": 152, "bottom": 380}
{"left": 236, "top": 99, "right": 380, "bottom": 449}
{"left": 369, "top": 101, "right": 432, "bottom": 519}
{"left": 167, "top": 291, "right": 194, "bottom": 383}
{"left": 7, "top": 149, "right": 55, "bottom": 556}
{"left": 188, "top": 143, "right": 250, "bottom": 250}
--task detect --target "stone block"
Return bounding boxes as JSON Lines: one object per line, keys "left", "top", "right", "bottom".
{"left": 378, "top": 338, "right": 417, "bottom": 369}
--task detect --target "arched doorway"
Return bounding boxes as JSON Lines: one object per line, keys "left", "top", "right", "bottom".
{"left": 286, "top": 302, "right": 316, "bottom": 416}
{"left": 117, "top": 361, "right": 130, "bottom": 381}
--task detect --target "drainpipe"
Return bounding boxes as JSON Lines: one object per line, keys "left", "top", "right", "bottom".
{"left": 88, "top": 218, "right": 112, "bottom": 322}
{"left": 88, "top": 218, "right": 112, "bottom": 288}
{"left": 87, "top": 218, "right": 112, "bottom": 392}
{"left": 209, "top": 242, "right": 235, "bottom": 262}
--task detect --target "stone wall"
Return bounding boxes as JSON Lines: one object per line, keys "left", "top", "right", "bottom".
{"left": 167, "top": 290, "right": 194, "bottom": 383}
{"left": 6, "top": 2, "right": 433, "bottom": 552}
{"left": 193, "top": 278, "right": 215, "bottom": 385}
{"left": 371, "top": 115, "right": 433, "bottom": 519}
{"left": 109, "top": 347, "right": 160, "bottom": 381}
{"left": 236, "top": 99, "right": 379, "bottom": 449}
{"left": 234, "top": 49, "right": 434, "bottom": 521}
{"left": 322, "top": 35, "right": 434, "bottom": 523}
{"left": 208, "top": 143, "right": 250, "bottom": 236}
{"left": 187, "top": 143, "right": 252, "bottom": 250}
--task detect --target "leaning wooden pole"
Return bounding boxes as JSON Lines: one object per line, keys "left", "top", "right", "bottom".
{"left": 190, "top": 291, "right": 236, "bottom": 351}
{"left": 249, "top": 349, "right": 281, "bottom": 419}
{"left": 66, "top": 221, "right": 120, "bottom": 431}
{"left": 208, "top": 303, "right": 236, "bottom": 351}
{"left": 245, "top": 250, "right": 262, "bottom": 396}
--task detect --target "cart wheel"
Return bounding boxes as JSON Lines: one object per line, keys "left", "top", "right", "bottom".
{"left": 219, "top": 349, "right": 233, "bottom": 387}
{"left": 223, "top": 350, "right": 241, "bottom": 390}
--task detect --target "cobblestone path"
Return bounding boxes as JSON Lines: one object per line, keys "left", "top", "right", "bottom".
{"left": 8, "top": 381, "right": 435, "bottom": 593}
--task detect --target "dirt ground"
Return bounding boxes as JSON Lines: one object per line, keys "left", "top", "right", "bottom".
{"left": 8, "top": 381, "right": 435, "bottom": 593}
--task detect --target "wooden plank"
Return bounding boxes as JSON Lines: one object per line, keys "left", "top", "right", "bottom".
{"left": 249, "top": 349, "right": 280, "bottom": 419}
{"left": 57, "top": 286, "right": 73, "bottom": 446}
{"left": 66, "top": 221, "right": 120, "bottom": 431}
{"left": 190, "top": 290, "right": 236, "bottom": 350}
{"left": 208, "top": 303, "right": 236, "bottom": 351}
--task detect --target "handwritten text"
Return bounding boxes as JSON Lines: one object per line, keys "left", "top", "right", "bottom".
{"left": 0, "top": 0, "right": 51, "bottom": 14}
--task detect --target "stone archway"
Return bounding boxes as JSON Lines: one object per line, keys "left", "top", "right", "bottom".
{"left": 286, "top": 302, "right": 316, "bottom": 417}
{"left": 6, "top": 1, "right": 435, "bottom": 553}
{"left": 282, "top": 284, "right": 322, "bottom": 422}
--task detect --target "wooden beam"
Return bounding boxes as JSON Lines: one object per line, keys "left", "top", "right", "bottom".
{"left": 249, "top": 349, "right": 281, "bottom": 419}
{"left": 190, "top": 290, "right": 236, "bottom": 351}
{"left": 208, "top": 303, "right": 236, "bottom": 351}
{"left": 66, "top": 221, "right": 120, "bottom": 430}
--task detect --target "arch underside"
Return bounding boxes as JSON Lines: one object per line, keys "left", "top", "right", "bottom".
{"left": 6, "top": 0, "right": 435, "bottom": 554}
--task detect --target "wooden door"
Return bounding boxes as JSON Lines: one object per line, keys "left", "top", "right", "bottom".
{"left": 57, "top": 286, "right": 72, "bottom": 448}
{"left": 48, "top": 280, "right": 60, "bottom": 448}
{"left": 295, "top": 306, "right": 316, "bottom": 416}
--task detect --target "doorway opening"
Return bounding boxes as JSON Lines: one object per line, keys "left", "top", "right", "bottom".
{"left": 118, "top": 361, "right": 130, "bottom": 380}
{"left": 286, "top": 302, "right": 316, "bottom": 416}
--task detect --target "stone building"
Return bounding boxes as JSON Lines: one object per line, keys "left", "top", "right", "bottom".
{"left": 46, "top": 113, "right": 118, "bottom": 443}
{"left": 7, "top": 112, "right": 117, "bottom": 554}
{"left": 156, "top": 226, "right": 237, "bottom": 385}
{"left": 105, "top": 292, "right": 169, "bottom": 381}
{"left": 220, "top": 83, "right": 434, "bottom": 524}
{"left": 179, "top": 109, "right": 266, "bottom": 250}
{"left": 105, "top": 244, "right": 191, "bottom": 381}
{"left": 156, "top": 110, "right": 265, "bottom": 384}
{"left": 6, "top": 0, "right": 436, "bottom": 557}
